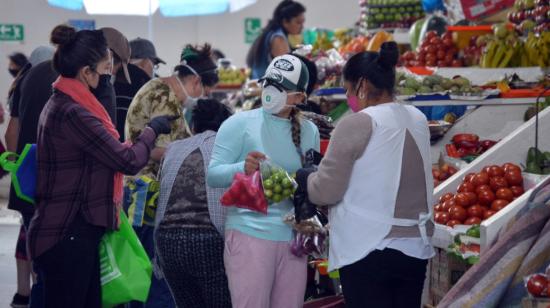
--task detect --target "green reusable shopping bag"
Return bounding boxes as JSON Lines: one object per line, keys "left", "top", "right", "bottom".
{"left": 99, "top": 212, "right": 152, "bottom": 308}
{"left": 0, "top": 144, "right": 37, "bottom": 204}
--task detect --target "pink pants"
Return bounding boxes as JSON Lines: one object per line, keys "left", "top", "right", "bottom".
{"left": 224, "top": 230, "right": 307, "bottom": 308}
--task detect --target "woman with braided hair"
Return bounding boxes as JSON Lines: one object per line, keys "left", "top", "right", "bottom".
{"left": 208, "top": 54, "right": 319, "bottom": 308}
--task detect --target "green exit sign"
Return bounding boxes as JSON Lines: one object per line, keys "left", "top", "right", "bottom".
{"left": 0, "top": 24, "right": 24, "bottom": 41}
{"left": 245, "top": 18, "right": 261, "bottom": 44}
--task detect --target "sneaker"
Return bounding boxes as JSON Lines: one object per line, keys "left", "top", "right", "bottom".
{"left": 10, "top": 293, "right": 29, "bottom": 308}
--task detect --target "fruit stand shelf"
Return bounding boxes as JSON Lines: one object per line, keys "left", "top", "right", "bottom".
{"left": 408, "top": 97, "right": 539, "bottom": 106}
{"left": 315, "top": 93, "right": 539, "bottom": 106}
{"left": 364, "top": 28, "right": 411, "bottom": 44}
{"left": 429, "top": 104, "right": 530, "bottom": 164}
{"left": 431, "top": 107, "right": 550, "bottom": 251}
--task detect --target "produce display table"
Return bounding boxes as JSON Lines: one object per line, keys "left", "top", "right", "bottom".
{"left": 313, "top": 92, "right": 539, "bottom": 106}
{"left": 410, "top": 97, "right": 538, "bottom": 106}
{"left": 432, "top": 107, "right": 550, "bottom": 251}
{"left": 429, "top": 104, "right": 531, "bottom": 163}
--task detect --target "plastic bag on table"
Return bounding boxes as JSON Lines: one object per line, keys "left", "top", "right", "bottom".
{"left": 260, "top": 159, "right": 297, "bottom": 204}
{"left": 290, "top": 232, "right": 327, "bottom": 258}
{"left": 220, "top": 171, "right": 268, "bottom": 214}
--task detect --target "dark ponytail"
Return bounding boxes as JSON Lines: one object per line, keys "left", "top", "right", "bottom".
{"left": 50, "top": 24, "right": 108, "bottom": 78}
{"left": 342, "top": 41, "right": 399, "bottom": 96}
{"left": 246, "top": 0, "right": 306, "bottom": 68}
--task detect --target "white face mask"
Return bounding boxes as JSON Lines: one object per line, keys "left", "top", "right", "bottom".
{"left": 262, "top": 85, "right": 287, "bottom": 114}
{"left": 176, "top": 72, "right": 204, "bottom": 110}
{"left": 261, "top": 85, "right": 303, "bottom": 114}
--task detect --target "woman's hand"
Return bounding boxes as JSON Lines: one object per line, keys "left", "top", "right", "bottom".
{"left": 244, "top": 151, "right": 266, "bottom": 175}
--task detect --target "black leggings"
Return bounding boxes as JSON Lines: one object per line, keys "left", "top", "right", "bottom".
{"left": 155, "top": 227, "right": 231, "bottom": 308}
{"left": 339, "top": 248, "right": 428, "bottom": 308}
{"left": 34, "top": 215, "right": 105, "bottom": 308}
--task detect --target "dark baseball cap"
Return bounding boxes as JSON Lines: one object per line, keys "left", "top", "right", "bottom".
{"left": 129, "top": 38, "right": 166, "bottom": 65}
{"left": 101, "top": 27, "right": 131, "bottom": 84}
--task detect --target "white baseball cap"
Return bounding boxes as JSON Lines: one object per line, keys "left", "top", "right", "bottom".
{"left": 261, "top": 54, "right": 309, "bottom": 92}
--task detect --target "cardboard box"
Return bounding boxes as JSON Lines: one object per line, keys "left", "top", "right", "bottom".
{"left": 429, "top": 248, "right": 472, "bottom": 306}
{"left": 444, "top": 0, "right": 514, "bottom": 23}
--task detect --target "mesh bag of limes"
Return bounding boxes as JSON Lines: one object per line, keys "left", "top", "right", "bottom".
{"left": 260, "top": 159, "right": 298, "bottom": 204}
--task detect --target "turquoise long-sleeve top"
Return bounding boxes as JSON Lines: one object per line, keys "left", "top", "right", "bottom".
{"left": 207, "top": 108, "right": 320, "bottom": 242}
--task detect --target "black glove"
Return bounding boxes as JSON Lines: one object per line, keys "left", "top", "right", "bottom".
{"left": 296, "top": 167, "right": 316, "bottom": 191}
{"left": 147, "top": 115, "right": 178, "bottom": 136}
{"left": 294, "top": 191, "right": 318, "bottom": 223}
{"left": 304, "top": 149, "right": 323, "bottom": 168}
{"left": 294, "top": 167, "right": 317, "bottom": 223}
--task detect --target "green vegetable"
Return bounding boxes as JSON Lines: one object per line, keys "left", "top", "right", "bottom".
{"left": 462, "top": 155, "right": 478, "bottom": 163}
{"left": 525, "top": 147, "right": 548, "bottom": 174}
{"left": 466, "top": 255, "right": 480, "bottom": 265}
{"left": 466, "top": 225, "right": 481, "bottom": 238}
{"left": 526, "top": 161, "right": 543, "bottom": 174}
{"left": 454, "top": 234, "right": 461, "bottom": 245}
{"left": 527, "top": 147, "right": 545, "bottom": 166}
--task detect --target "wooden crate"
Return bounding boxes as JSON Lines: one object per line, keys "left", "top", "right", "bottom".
{"left": 428, "top": 248, "right": 472, "bottom": 306}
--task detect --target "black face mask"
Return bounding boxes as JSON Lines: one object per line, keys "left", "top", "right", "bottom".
{"left": 9, "top": 68, "right": 19, "bottom": 78}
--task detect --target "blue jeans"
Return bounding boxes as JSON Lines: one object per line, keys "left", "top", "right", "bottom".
{"left": 128, "top": 224, "right": 175, "bottom": 308}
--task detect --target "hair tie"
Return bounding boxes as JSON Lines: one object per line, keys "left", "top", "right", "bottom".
{"left": 180, "top": 47, "right": 199, "bottom": 63}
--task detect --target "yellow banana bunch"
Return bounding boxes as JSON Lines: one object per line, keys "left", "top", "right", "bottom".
{"left": 523, "top": 32, "right": 550, "bottom": 67}
{"left": 481, "top": 40, "right": 498, "bottom": 68}
{"left": 481, "top": 31, "right": 549, "bottom": 68}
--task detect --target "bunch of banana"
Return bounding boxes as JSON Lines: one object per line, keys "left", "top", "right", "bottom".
{"left": 480, "top": 32, "right": 524, "bottom": 68}
{"left": 524, "top": 31, "right": 550, "bottom": 67}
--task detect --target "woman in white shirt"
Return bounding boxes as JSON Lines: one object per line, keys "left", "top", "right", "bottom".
{"left": 295, "top": 42, "right": 434, "bottom": 308}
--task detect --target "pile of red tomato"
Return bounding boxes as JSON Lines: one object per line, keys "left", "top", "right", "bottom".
{"left": 434, "top": 163, "right": 525, "bottom": 227}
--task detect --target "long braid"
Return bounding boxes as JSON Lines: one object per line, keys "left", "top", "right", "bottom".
{"left": 289, "top": 107, "right": 303, "bottom": 161}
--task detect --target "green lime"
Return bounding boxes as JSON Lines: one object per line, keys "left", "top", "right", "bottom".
{"left": 274, "top": 185, "right": 283, "bottom": 193}
{"left": 272, "top": 194, "right": 283, "bottom": 203}
{"left": 283, "top": 189, "right": 293, "bottom": 197}
{"left": 263, "top": 179, "right": 273, "bottom": 189}
{"left": 264, "top": 189, "right": 273, "bottom": 199}
{"left": 282, "top": 178, "right": 293, "bottom": 188}
{"left": 272, "top": 174, "right": 282, "bottom": 183}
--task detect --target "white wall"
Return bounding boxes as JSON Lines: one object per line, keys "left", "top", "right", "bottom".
{"left": 0, "top": 0, "right": 358, "bottom": 100}
{"left": 0, "top": 0, "right": 358, "bottom": 196}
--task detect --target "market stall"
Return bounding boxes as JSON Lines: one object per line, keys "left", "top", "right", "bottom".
{"left": 285, "top": 0, "right": 550, "bottom": 305}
